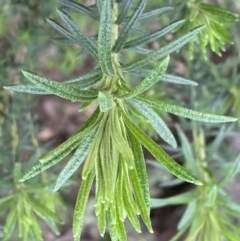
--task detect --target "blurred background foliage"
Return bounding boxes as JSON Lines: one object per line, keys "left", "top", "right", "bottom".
{"left": 0, "top": 0, "right": 240, "bottom": 240}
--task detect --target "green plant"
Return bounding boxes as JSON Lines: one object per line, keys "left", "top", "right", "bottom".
{"left": 2, "top": 0, "right": 239, "bottom": 241}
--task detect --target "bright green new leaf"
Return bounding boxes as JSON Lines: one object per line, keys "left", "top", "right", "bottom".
{"left": 129, "top": 99, "right": 177, "bottom": 148}
{"left": 22, "top": 70, "right": 98, "bottom": 102}
{"left": 122, "top": 110, "right": 202, "bottom": 185}
{"left": 128, "top": 131, "right": 150, "bottom": 210}
{"left": 121, "top": 25, "right": 205, "bottom": 71}
{"left": 136, "top": 96, "right": 238, "bottom": 123}
{"left": 112, "top": 0, "right": 146, "bottom": 53}
{"left": 53, "top": 128, "right": 98, "bottom": 191}
{"left": 57, "top": 9, "right": 98, "bottom": 59}
{"left": 120, "top": 56, "right": 169, "bottom": 98}
{"left": 73, "top": 168, "right": 95, "bottom": 241}
{"left": 98, "top": 0, "right": 116, "bottom": 75}
{"left": 98, "top": 91, "right": 114, "bottom": 112}
{"left": 199, "top": 3, "right": 239, "bottom": 23}
{"left": 2, "top": 207, "right": 17, "bottom": 241}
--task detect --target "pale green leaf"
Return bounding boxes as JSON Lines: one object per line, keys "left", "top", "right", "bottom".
{"left": 206, "top": 185, "right": 218, "bottom": 207}
{"left": 98, "top": 0, "right": 115, "bottom": 75}
{"left": 136, "top": 96, "right": 238, "bottom": 123}
{"left": 22, "top": 70, "right": 98, "bottom": 102}
{"left": 129, "top": 99, "right": 177, "bottom": 148}
{"left": 124, "top": 20, "right": 185, "bottom": 49}
{"left": 218, "top": 153, "right": 240, "bottom": 187}
{"left": 57, "top": 9, "right": 98, "bottom": 59}
{"left": 161, "top": 74, "right": 198, "bottom": 86}
{"left": 151, "top": 190, "right": 196, "bottom": 208}
{"left": 120, "top": 56, "right": 169, "bottom": 98}
{"left": 73, "top": 168, "right": 95, "bottom": 241}
{"left": 121, "top": 25, "right": 205, "bottom": 71}
{"left": 177, "top": 201, "right": 196, "bottom": 230}
{"left": 112, "top": 0, "right": 146, "bottom": 53}
{"left": 122, "top": 110, "right": 202, "bottom": 185}
{"left": 98, "top": 91, "right": 114, "bottom": 112}
{"left": 53, "top": 128, "right": 98, "bottom": 191}
{"left": 3, "top": 85, "right": 50, "bottom": 95}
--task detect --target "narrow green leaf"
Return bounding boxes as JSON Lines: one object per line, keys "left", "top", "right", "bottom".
{"left": 3, "top": 85, "right": 50, "bottom": 95}
{"left": 112, "top": 0, "right": 146, "bottom": 53}
{"left": 122, "top": 110, "right": 202, "bottom": 185}
{"left": 129, "top": 168, "right": 153, "bottom": 232}
{"left": 22, "top": 70, "right": 98, "bottom": 102}
{"left": 121, "top": 25, "right": 205, "bottom": 71}
{"left": 129, "top": 99, "right": 177, "bottom": 148}
{"left": 218, "top": 153, "right": 240, "bottom": 187}
{"left": 96, "top": 203, "right": 106, "bottom": 236}
{"left": 122, "top": 188, "right": 141, "bottom": 233}
{"left": 161, "top": 74, "right": 198, "bottom": 86}
{"left": 151, "top": 190, "right": 196, "bottom": 208}
{"left": 13, "top": 162, "right": 22, "bottom": 184}
{"left": 120, "top": 56, "right": 169, "bottom": 99}
{"left": 124, "top": 20, "right": 185, "bottom": 49}
{"left": 127, "top": 45, "right": 151, "bottom": 54}
{"left": 128, "top": 131, "right": 150, "bottom": 211}
{"left": 176, "top": 126, "right": 198, "bottom": 174}
{"left": 53, "top": 37, "right": 77, "bottom": 45}
{"left": 136, "top": 96, "right": 238, "bottom": 123}
{"left": 46, "top": 18, "right": 77, "bottom": 42}
{"left": 2, "top": 207, "right": 17, "bottom": 241}
{"left": 30, "top": 214, "right": 43, "bottom": 241}
{"left": 140, "top": 7, "right": 173, "bottom": 19}
{"left": 116, "top": 0, "right": 134, "bottom": 24}
{"left": 56, "top": 0, "right": 98, "bottom": 19}
{"left": 111, "top": 108, "right": 134, "bottom": 169}
{"left": 115, "top": 207, "right": 127, "bottom": 241}
{"left": 98, "top": 91, "right": 114, "bottom": 112}
{"left": 79, "top": 101, "right": 92, "bottom": 112}
{"left": 73, "top": 168, "right": 95, "bottom": 241}
{"left": 177, "top": 201, "right": 196, "bottom": 230}
{"left": 206, "top": 185, "right": 218, "bottom": 207}
{"left": 53, "top": 128, "right": 98, "bottom": 191}
{"left": 45, "top": 218, "right": 60, "bottom": 235}
{"left": 28, "top": 195, "right": 63, "bottom": 223}
{"left": 199, "top": 3, "right": 239, "bottom": 23}
{"left": 98, "top": 0, "right": 115, "bottom": 75}
{"left": 64, "top": 67, "right": 102, "bottom": 84}
{"left": 57, "top": 9, "right": 98, "bottom": 59}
